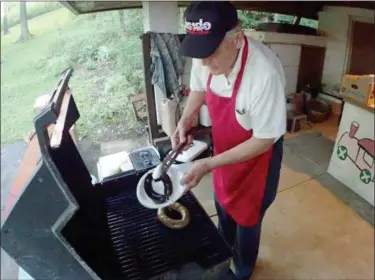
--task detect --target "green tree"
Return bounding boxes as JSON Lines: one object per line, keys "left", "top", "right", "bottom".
{"left": 2, "top": 2, "right": 10, "bottom": 35}
{"left": 18, "top": 1, "right": 32, "bottom": 42}
{"left": 118, "top": 10, "right": 125, "bottom": 35}
{"left": 274, "top": 14, "right": 295, "bottom": 24}
{"left": 238, "top": 11, "right": 275, "bottom": 29}
{"left": 274, "top": 14, "right": 318, "bottom": 29}
{"left": 239, "top": 11, "right": 318, "bottom": 30}
{"left": 300, "top": 18, "right": 318, "bottom": 29}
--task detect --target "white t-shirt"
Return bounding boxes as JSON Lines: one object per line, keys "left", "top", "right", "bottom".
{"left": 190, "top": 36, "right": 286, "bottom": 141}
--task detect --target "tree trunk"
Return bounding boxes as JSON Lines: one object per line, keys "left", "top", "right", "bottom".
{"left": 18, "top": 2, "right": 32, "bottom": 42}
{"left": 3, "top": 2, "right": 10, "bottom": 35}
{"left": 118, "top": 10, "right": 125, "bottom": 36}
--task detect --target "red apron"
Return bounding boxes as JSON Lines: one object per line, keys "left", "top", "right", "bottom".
{"left": 206, "top": 38, "right": 274, "bottom": 227}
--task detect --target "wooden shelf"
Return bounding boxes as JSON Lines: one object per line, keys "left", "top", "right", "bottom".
{"left": 245, "top": 30, "right": 327, "bottom": 47}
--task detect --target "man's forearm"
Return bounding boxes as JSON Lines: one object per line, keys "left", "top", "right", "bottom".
{"left": 180, "top": 91, "right": 206, "bottom": 126}
{"left": 208, "top": 137, "right": 274, "bottom": 169}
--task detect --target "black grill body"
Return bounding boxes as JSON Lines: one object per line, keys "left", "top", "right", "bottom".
{"left": 1, "top": 68, "right": 232, "bottom": 280}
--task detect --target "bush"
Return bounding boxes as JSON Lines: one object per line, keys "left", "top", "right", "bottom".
{"left": 238, "top": 10, "right": 275, "bottom": 29}
{"left": 237, "top": 11, "right": 317, "bottom": 30}
{"left": 1, "top": 7, "right": 146, "bottom": 142}
{"left": 66, "top": 9, "right": 145, "bottom": 139}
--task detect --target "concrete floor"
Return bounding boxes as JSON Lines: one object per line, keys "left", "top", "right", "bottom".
{"left": 193, "top": 173, "right": 374, "bottom": 279}
{"left": 192, "top": 118, "right": 374, "bottom": 279}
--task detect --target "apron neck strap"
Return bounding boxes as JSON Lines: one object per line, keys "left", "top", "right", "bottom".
{"left": 232, "top": 37, "right": 249, "bottom": 99}
{"left": 206, "top": 37, "right": 249, "bottom": 98}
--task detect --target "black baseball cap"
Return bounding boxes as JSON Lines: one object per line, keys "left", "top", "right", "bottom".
{"left": 180, "top": 1, "right": 238, "bottom": 59}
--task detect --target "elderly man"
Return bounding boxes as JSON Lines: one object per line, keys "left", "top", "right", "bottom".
{"left": 172, "top": 1, "right": 286, "bottom": 279}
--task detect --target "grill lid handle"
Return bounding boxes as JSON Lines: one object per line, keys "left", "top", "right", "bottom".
{"left": 34, "top": 68, "right": 78, "bottom": 154}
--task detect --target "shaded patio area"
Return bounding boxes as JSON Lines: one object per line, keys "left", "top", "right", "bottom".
{"left": 193, "top": 119, "right": 374, "bottom": 279}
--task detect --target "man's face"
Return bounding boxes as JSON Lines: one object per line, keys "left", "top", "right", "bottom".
{"left": 201, "top": 31, "right": 244, "bottom": 76}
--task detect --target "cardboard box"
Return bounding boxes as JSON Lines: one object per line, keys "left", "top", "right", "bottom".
{"left": 33, "top": 93, "right": 52, "bottom": 114}
{"left": 318, "top": 94, "right": 344, "bottom": 115}
{"left": 340, "top": 74, "right": 374, "bottom": 105}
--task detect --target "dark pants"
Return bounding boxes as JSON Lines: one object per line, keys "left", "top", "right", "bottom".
{"left": 215, "top": 137, "right": 283, "bottom": 279}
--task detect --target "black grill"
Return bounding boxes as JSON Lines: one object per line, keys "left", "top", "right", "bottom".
{"left": 0, "top": 69, "right": 231, "bottom": 280}
{"left": 106, "top": 189, "right": 231, "bottom": 280}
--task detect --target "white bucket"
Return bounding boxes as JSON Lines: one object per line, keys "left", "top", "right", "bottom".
{"left": 160, "top": 98, "right": 178, "bottom": 137}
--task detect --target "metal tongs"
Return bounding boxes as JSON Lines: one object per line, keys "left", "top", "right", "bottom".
{"left": 152, "top": 141, "right": 188, "bottom": 181}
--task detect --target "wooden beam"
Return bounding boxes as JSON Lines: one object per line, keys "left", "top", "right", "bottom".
{"left": 50, "top": 89, "right": 72, "bottom": 149}
{"left": 327, "top": 1, "right": 375, "bottom": 11}
{"left": 64, "top": 1, "right": 374, "bottom": 19}
{"left": 59, "top": 1, "right": 80, "bottom": 15}
{"left": 141, "top": 33, "right": 159, "bottom": 144}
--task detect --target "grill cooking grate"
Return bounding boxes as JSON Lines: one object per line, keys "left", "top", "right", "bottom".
{"left": 106, "top": 189, "right": 231, "bottom": 280}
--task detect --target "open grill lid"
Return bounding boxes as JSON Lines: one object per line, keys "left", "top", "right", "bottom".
{"left": 1, "top": 68, "right": 101, "bottom": 280}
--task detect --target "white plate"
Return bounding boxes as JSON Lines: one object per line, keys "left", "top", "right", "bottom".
{"left": 136, "top": 164, "right": 187, "bottom": 209}
{"left": 175, "top": 140, "right": 208, "bottom": 163}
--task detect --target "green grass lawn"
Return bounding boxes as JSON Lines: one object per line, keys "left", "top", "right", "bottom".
{"left": 1, "top": 8, "right": 144, "bottom": 144}
{"left": 1, "top": 9, "right": 75, "bottom": 143}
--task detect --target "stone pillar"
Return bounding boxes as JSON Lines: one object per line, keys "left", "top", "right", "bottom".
{"left": 143, "top": 1, "right": 179, "bottom": 33}
{"left": 142, "top": 1, "right": 180, "bottom": 125}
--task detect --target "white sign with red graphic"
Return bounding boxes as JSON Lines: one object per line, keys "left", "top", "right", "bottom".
{"left": 185, "top": 19, "right": 212, "bottom": 34}
{"left": 328, "top": 102, "right": 374, "bottom": 206}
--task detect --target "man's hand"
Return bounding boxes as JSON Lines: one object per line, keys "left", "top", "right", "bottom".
{"left": 180, "top": 158, "right": 213, "bottom": 191}
{"left": 171, "top": 117, "right": 193, "bottom": 151}
{"left": 171, "top": 90, "right": 206, "bottom": 150}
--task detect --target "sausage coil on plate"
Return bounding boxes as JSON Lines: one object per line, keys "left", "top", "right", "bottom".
{"left": 144, "top": 173, "right": 173, "bottom": 204}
